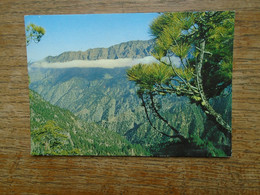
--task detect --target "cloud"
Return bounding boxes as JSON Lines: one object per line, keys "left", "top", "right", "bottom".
{"left": 30, "top": 55, "right": 182, "bottom": 69}
{"left": 30, "top": 56, "right": 158, "bottom": 69}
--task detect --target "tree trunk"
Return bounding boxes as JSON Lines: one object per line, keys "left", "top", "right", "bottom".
{"left": 196, "top": 40, "right": 232, "bottom": 138}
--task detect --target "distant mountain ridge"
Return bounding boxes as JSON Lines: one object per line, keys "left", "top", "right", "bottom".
{"left": 44, "top": 39, "right": 155, "bottom": 63}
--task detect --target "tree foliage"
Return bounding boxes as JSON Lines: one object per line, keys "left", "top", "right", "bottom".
{"left": 31, "top": 120, "right": 70, "bottom": 155}
{"left": 127, "top": 11, "right": 235, "bottom": 146}
{"left": 26, "top": 23, "right": 45, "bottom": 46}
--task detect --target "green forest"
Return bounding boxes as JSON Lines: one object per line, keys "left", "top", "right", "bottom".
{"left": 27, "top": 11, "right": 234, "bottom": 157}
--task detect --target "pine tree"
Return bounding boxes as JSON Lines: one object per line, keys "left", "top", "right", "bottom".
{"left": 127, "top": 11, "right": 234, "bottom": 146}
{"left": 25, "top": 23, "right": 45, "bottom": 46}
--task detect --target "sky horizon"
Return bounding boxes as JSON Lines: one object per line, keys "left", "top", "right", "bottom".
{"left": 24, "top": 13, "right": 159, "bottom": 62}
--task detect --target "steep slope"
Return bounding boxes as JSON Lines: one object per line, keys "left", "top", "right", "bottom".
{"left": 29, "top": 90, "right": 150, "bottom": 156}
{"left": 29, "top": 67, "right": 231, "bottom": 156}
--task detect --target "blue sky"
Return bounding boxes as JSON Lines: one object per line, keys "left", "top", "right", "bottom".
{"left": 24, "top": 13, "right": 159, "bottom": 61}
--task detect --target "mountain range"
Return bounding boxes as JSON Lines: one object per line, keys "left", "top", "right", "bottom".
{"left": 44, "top": 39, "right": 155, "bottom": 63}
{"left": 29, "top": 39, "right": 232, "bottom": 156}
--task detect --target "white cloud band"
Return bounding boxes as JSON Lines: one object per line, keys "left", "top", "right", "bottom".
{"left": 30, "top": 56, "right": 159, "bottom": 69}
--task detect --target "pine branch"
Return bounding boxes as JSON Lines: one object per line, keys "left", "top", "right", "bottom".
{"left": 148, "top": 93, "right": 186, "bottom": 142}
{"left": 140, "top": 95, "right": 184, "bottom": 140}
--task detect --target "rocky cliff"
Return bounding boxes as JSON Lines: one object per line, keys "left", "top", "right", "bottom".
{"left": 44, "top": 39, "right": 155, "bottom": 62}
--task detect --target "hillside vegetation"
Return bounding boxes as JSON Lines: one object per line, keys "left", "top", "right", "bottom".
{"left": 29, "top": 90, "right": 150, "bottom": 156}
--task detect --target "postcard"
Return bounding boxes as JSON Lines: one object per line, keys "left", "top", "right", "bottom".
{"left": 25, "top": 11, "right": 234, "bottom": 156}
